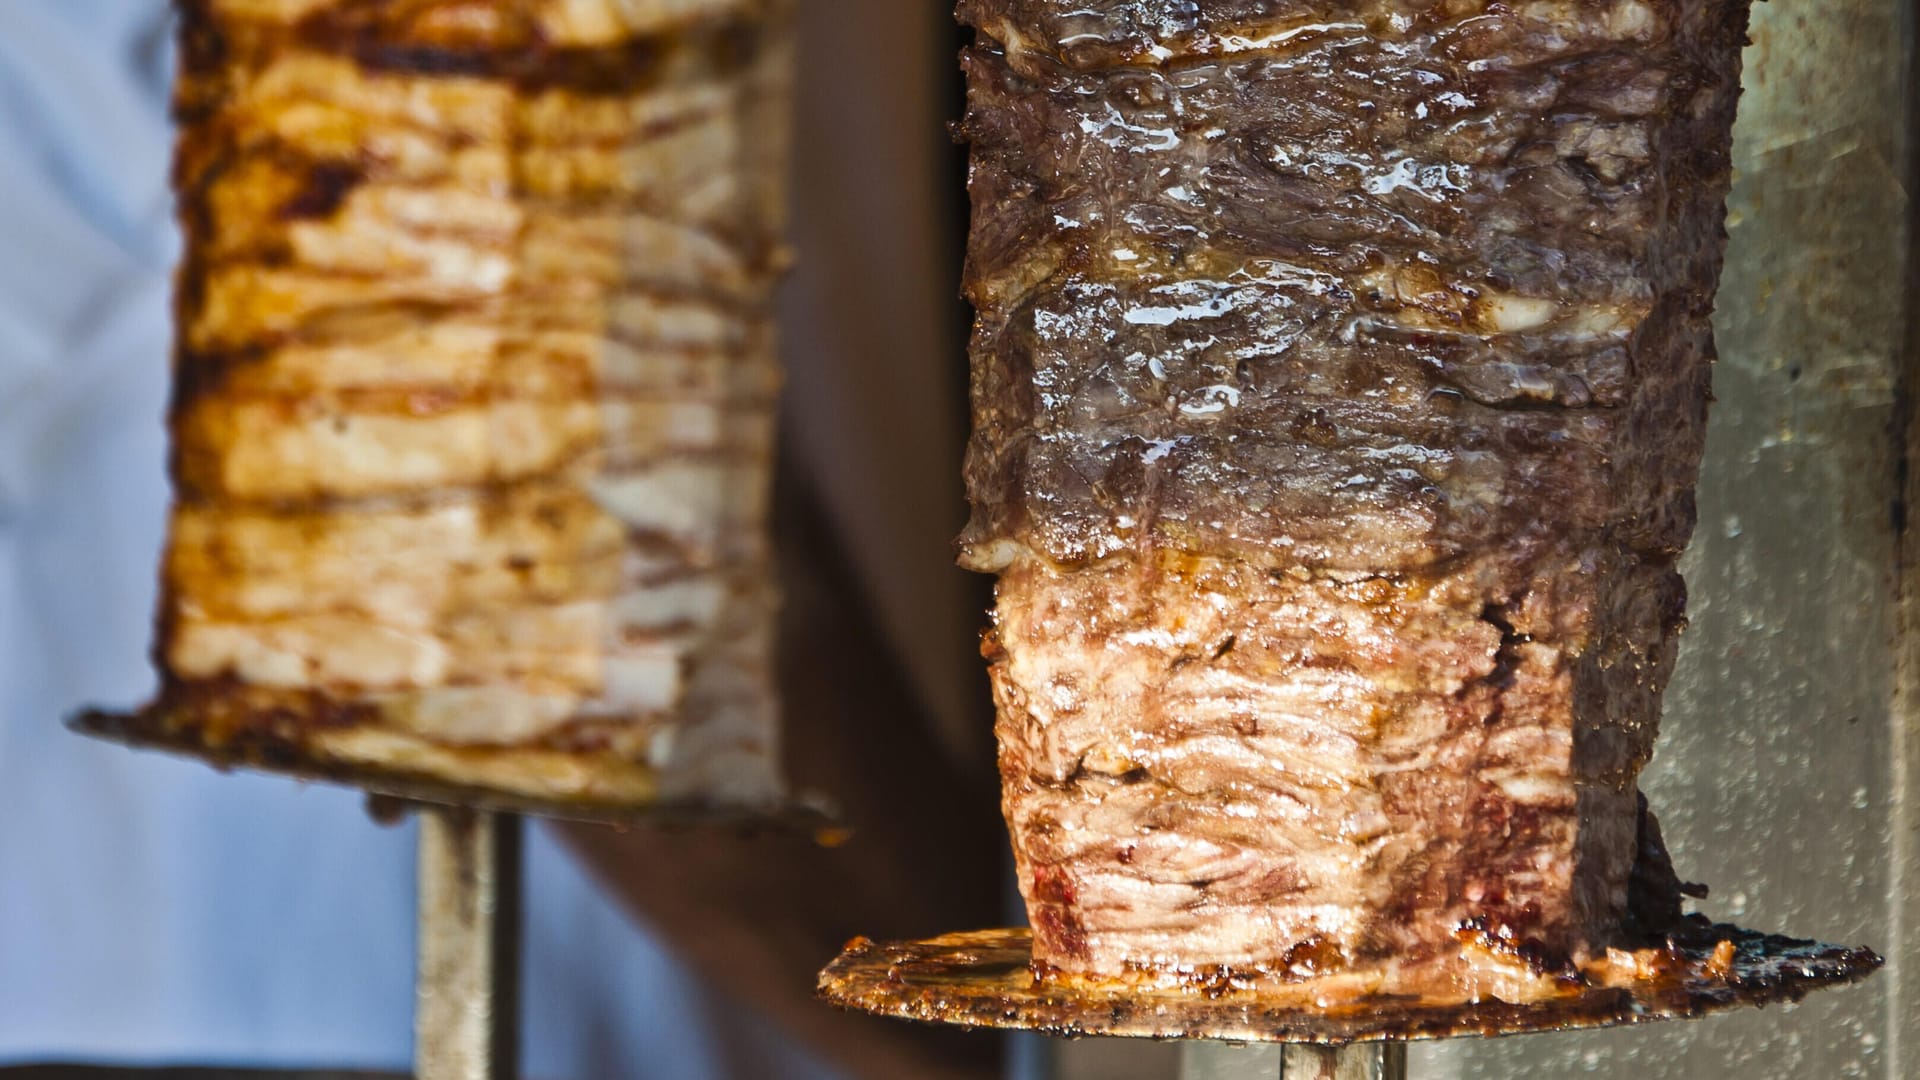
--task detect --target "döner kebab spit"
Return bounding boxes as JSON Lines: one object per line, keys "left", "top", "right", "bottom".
{"left": 122, "top": 0, "right": 794, "bottom": 808}
{"left": 960, "top": 0, "right": 1750, "bottom": 999}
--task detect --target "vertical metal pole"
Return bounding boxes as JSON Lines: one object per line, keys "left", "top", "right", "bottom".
{"left": 1179, "top": 1043, "right": 1408, "bottom": 1080}
{"left": 415, "top": 807, "right": 522, "bottom": 1080}
{"left": 1280, "top": 1044, "right": 1408, "bottom": 1080}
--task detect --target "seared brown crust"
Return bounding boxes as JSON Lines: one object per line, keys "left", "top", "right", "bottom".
{"left": 957, "top": 1, "right": 1742, "bottom": 575}
{"left": 145, "top": 0, "right": 793, "bottom": 806}
{"left": 961, "top": 0, "right": 1750, "bottom": 987}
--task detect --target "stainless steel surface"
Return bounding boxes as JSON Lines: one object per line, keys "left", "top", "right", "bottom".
{"left": 415, "top": 809, "right": 521, "bottom": 1080}
{"left": 1416, "top": 0, "right": 1915, "bottom": 1076}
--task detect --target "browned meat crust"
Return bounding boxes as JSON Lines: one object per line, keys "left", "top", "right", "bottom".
{"left": 960, "top": 0, "right": 1751, "bottom": 994}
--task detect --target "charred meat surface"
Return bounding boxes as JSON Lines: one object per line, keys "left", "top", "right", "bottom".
{"left": 147, "top": 0, "right": 795, "bottom": 806}
{"left": 959, "top": 0, "right": 1750, "bottom": 998}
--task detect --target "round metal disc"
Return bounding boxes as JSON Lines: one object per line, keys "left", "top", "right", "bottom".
{"left": 817, "top": 925, "right": 1880, "bottom": 1044}
{"left": 71, "top": 707, "right": 838, "bottom": 834}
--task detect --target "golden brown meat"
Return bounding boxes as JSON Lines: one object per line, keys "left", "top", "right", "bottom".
{"left": 136, "top": 0, "right": 794, "bottom": 807}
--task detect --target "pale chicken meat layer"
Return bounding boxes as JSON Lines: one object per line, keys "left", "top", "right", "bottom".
{"left": 150, "top": 0, "right": 793, "bottom": 805}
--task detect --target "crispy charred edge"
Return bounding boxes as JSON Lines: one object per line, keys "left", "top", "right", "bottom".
{"left": 175, "top": 0, "right": 782, "bottom": 103}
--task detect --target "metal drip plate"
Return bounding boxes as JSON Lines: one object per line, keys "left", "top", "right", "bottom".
{"left": 72, "top": 707, "right": 838, "bottom": 834}
{"left": 817, "top": 924, "right": 1880, "bottom": 1044}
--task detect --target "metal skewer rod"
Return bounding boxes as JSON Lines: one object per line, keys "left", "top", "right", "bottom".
{"left": 1179, "top": 1041, "right": 1409, "bottom": 1080}
{"left": 415, "top": 807, "right": 523, "bottom": 1080}
{"left": 1280, "top": 1044, "right": 1408, "bottom": 1080}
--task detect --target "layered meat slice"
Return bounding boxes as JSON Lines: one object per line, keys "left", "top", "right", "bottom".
{"left": 958, "top": 0, "right": 1749, "bottom": 993}
{"left": 148, "top": 0, "right": 794, "bottom": 804}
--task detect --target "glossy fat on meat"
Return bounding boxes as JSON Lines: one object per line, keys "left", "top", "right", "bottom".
{"left": 960, "top": 0, "right": 1750, "bottom": 987}
{"left": 148, "top": 0, "right": 793, "bottom": 804}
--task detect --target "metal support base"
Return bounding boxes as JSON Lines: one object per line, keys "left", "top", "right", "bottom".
{"left": 1281, "top": 1044, "right": 1407, "bottom": 1080}
{"left": 817, "top": 926, "right": 1880, "bottom": 1044}
{"left": 1180, "top": 1043, "right": 1408, "bottom": 1080}
{"left": 415, "top": 808, "right": 522, "bottom": 1080}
